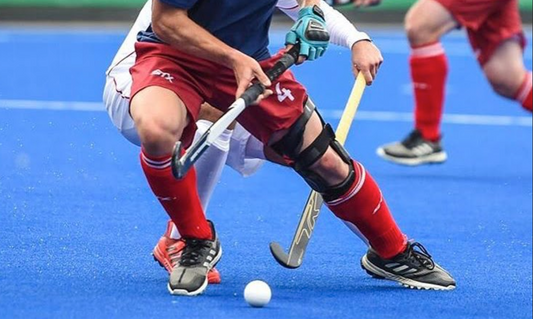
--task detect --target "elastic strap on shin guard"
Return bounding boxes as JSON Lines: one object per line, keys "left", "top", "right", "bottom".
{"left": 271, "top": 99, "right": 355, "bottom": 196}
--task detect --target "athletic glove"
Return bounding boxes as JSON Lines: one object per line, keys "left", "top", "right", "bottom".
{"left": 285, "top": 5, "right": 330, "bottom": 61}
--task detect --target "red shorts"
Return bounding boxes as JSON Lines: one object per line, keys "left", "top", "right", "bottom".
{"left": 436, "top": 0, "right": 526, "bottom": 65}
{"left": 130, "top": 42, "right": 307, "bottom": 148}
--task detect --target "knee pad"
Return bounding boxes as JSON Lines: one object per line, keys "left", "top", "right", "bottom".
{"left": 271, "top": 99, "right": 355, "bottom": 199}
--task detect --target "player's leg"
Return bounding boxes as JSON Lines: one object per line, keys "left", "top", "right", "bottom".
{"left": 131, "top": 86, "right": 210, "bottom": 237}
{"left": 104, "top": 74, "right": 265, "bottom": 284}
{"left": 377, "top": 0, "right": 458, "bottom": 166}
{"left": 104, "top": 75, "right": 225, "bottom": 284}
{"left": 156, "top": 118, "right": 227, "bottom": 285}
{"left": 483, "top": 40, "right": 531, "bottom": 111}
{"left": 104, "top": 75, "right": 233, "bottom": 213}
{"left": 475, "top": 0, "right": 532, "bottom": 112}
{"left": 268, "top": 102, "right": 454, "bottom": 290}
{"left": 131, "top": 86, "right": 221, "bottom": 296}
{"left": 233, "top": 56, "right": 455, "bottom": 290}
{"left": 160, "top": 106, "right": 231, "bottom": 285}
{"left": 129, "top": 44, "right": 222, "bottom": 296}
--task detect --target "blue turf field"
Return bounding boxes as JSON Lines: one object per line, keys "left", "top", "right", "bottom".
{"left": 0, "top": 26, "right": 532, "bottom": 319}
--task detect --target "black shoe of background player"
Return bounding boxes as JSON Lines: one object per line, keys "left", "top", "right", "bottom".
{"left": 377, "top": 129, "right": 448, "bottom": 166}
{"left": 361, "top": 241, "right": 456, "bottom": 291}
{"left": 168, "top": 220, "right": 222, "bottom": 296}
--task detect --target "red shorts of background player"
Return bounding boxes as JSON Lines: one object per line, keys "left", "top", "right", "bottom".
{"left": 130, "top": 42, "right": 307, "bottom": 149}
{"left": 435, "top": 0, "right": 526, "bottom": 65}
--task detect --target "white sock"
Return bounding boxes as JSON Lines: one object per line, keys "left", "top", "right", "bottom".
{"left": 170, "top": 120, "right": 232, "bottom": 239}
{"left": 245, "top": 133, "right": 265, "bottom": 160}
{"left": 226, "top": 124, "right": 265, "bottom": 177}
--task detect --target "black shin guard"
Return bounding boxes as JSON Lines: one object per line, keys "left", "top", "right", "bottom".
{"left": 321, "top": 162, "right": 356, "bottom": 202}
{"left": 271, "top": 99, "right": 355, "bottom": 197}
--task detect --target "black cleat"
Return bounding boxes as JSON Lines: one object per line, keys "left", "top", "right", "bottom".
{"left": 377, "top": 130, "right": 447, "bottom": 166}
{"left": 361, "top": 241, "right": 456, "bottom": 291}
{"left": 168, "top": 221, "right": 222, "bottom": 296}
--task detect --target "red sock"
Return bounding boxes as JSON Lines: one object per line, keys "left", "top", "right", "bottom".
{"left": 140, "top": 150, "right": 212, "bottom": 239}
{"left": 515, "top": 72, "right": 532, "bottom": 112}
{"left": 326, "top": 162, "right": 407, "bottom": 259}
{"left": 410, "top": 42, "right": 449, "bottom": 142}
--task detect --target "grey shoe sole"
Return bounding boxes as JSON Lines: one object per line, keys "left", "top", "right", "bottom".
{"left": 361, "top": 254, "right": 456, "bottom": 291}
{"left": 167, "top": 245, "right": 223, "bottom": 296}
{"left": 377, "top": 148, "right": 448, "bottom": 166}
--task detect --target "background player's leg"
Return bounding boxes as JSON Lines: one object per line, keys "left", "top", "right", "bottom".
{"left": 483, "top": 40, "right": 532, "bottom": 112}
{"left": 406, "top": 0, "right": 457, "bottom": 141}
{"left": 131, "top": 86, "right": 212, "bottom": 240}
{"left": 376, "top": 0, "right": 457, "bottom": 165}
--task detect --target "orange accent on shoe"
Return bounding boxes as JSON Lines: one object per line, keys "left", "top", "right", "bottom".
{"left": 153, "top": 235, "right": 180, "bottom": 273}
{"left": 207, "top": 267, "right": 221, "bottom": 284}
{"left": 152, "top": 234, "right": 221, "bottom": 284}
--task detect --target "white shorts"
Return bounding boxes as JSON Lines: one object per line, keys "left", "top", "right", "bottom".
{"left": 103, "top": 70, "right": 265, "bottom": 176}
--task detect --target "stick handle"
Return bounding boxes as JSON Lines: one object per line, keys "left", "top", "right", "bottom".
{"left": 241, "top": 45, "right": 300, "bottom": 106}
{"left": 335, "top": 72, "right": 366, "bottom": 144}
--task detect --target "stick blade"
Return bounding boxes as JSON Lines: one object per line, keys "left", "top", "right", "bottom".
{"left": 269, "top": 242, "right": 301, "bottom": 269}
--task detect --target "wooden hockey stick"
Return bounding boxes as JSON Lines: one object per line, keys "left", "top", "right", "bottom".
{"left": 269, "top": 72, "right": 366, "bottom": 268}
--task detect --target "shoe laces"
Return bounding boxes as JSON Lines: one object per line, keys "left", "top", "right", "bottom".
{"left": 401, "top": 130, "right": 424, "bottom": 149}
{"left": 179, "top": 239, "right": 212, "bottom": 267}
{"left": 405, "top": 241, "right": 435, "bottom": 270}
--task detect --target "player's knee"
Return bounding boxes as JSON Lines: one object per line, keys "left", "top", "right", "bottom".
{"left": 136, "top": 116, "right": 181, "bottom": 153}
{"left": 404, "top": 10, "right": 442, "bottom": 47}
{"left": 487, "top": 76, "right": 515, "bottom": 98}
{"left": 131, "top": 88, "right": 188, "bottom": 153}
{"left": 405, "top": 20, "right": 433, "bottom": 46}
{"left": 484, "top": 46, "right": 527, "bottom": 99}
{"left": 485, "top": 67, "right": 522, "bottom": 99}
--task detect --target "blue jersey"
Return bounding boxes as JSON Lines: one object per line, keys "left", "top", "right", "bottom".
{"left": 138, "top": 0, "right": 278, "bottom": 61}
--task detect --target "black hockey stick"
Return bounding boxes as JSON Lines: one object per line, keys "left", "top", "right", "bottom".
{"left": 171, "top": 45, "right": 300, "bottom": 179}
{"left": 270, "top": 73, "right": 366, "bottom": 268}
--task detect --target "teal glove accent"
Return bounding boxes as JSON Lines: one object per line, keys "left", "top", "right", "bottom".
{"left": 285, "top": 5, "right": 330, "bottom": 61}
